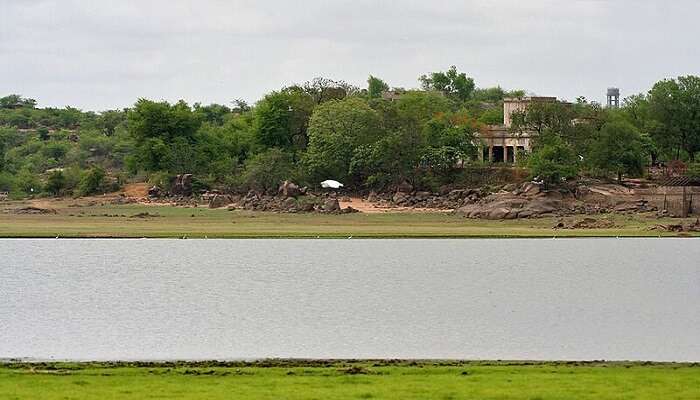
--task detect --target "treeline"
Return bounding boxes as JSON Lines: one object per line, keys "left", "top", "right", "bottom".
{"left": 1, "top": 68, "right": 699, "bottom": 199}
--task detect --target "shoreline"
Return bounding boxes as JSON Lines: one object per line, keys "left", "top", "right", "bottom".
{"left": 3, "top": 359, "right": 699, "bottom": 367}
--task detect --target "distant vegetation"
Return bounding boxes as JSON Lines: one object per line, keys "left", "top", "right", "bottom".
{"left": 1, "top": 69, "right": 699, "bottom": 199}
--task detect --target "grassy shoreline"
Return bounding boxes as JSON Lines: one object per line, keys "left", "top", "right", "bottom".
{"left": 1, "top": 200, "right": 698, "bottom": 238}
{"left": 2, "top": 360, "right": 698, "bottom": 399}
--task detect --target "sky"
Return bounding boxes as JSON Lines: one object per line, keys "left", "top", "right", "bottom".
{"left": 1, "top": 0, "right": 698, "bottom": 111}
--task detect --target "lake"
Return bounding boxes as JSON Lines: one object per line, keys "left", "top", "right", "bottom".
{"left": 1, "top": 238, "right": 698, "bottom": 362}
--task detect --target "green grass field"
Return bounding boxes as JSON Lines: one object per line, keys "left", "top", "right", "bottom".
{"left": 1, "top": 361, "right": 698, "bottom": 400}
{"left": 0, "top": 200, "right": 697, "bottom": 238}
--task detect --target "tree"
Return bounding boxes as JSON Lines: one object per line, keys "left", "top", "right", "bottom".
{"left": 252, "top": 88, "right": 314, "bottom": 151}
{"left": 77, "top": 166, "right": 106, "bottom": 196}
{"left": 304, "top": 97, "right": 382, "bottom": 184}
{"left": 422, "top": 111, "right": 480, "bottom": 174}
{"left": 194, "top": 103, "right": 231, "bottom": 125}
{"left": 37, "top": 127, "right": 50, "bottom": 141}
{"left": 301, "top": 77, "right": 358, "bottom": 104}
{"left": 419, "top": 66, "right": 475, "bottom": 102}
{"left": 127, "top": 99, "right": 202, "bottom": 172}
{"left": 527, "top": 133, "right": 579, "bottom": 187}
{"left": 0, "top": 94, "right": 36, "bottom": 109}
{"left": 46, "top": 170, "right": 66, "bottom": 196}
{"left": 510, "top": 100, "right": 576, "bottom": 137}
{"left": 588, "top": 120, "right": 646, "bottom": 182}
{"left": 96, "top": 110, "right": 127, "bottom": 136}
{"left": 243, "top": 148, "right": 294, "bottom": 192}
{"left": 367, "top": 75, "right": 389, "bottom": 99}
{"left": 647, "top": 76, "right": 700, "bottom": 161}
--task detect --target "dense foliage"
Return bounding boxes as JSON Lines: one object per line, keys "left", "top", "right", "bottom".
{"left": 1, "top": 71, "right": 699, "bottom": 199}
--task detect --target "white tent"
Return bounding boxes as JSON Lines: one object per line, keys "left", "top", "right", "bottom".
{"left": 320, "top": 180, "right": 344, "bottom": 189}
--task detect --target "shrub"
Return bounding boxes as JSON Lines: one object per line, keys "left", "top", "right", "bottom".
{"left": 77, "top": 166, "right": 106, "bottom": 196}
{"left": 45, "top": 170, "right": 66, "bottom": 196}
{"left": 243, "top": 148, "right": 293, "bottom": 192}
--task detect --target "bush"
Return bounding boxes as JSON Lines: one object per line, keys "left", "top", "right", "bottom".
{"left": 45, "top": 170, "right": 66, "bottom": 196}
{"left": 686, "top": 163, "right": 700, "bottom": 178}
{"left": 147, "top": 171, "right": 171, "bottom": 190}
{"left": 77, "top": 166, "right": 106, "bottom": 196}
{"left": 0, "top": 171, "right": 15, "bottom": 192}
{"left": 243, "top": 148, "right": 293, "bottom": 192}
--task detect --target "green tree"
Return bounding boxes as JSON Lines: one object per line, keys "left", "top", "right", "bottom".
{"left": 647, "top": 76, "right": 700, "bottom": 161}
{"left": 422, "top": 111, "right": 480, "bottom": 174}
{"left": 367, "top": 75, "right": 389, "bottom": 99}
{"left": 127, "top": 99, "right": 202, "bottom": 172}
{"left": 588, "top": 120, "right": 646, "bottom": 182}
{"left": 419, "top": 66, "right": 475, "bottom": 102}
{"left": 37, "top": 127, "right": 50, "bottom": 141}
{"left": 77, "top": 166, "right": 106, "bottom": 196}
{"left": 527, "top": 133, "right": 579, "bottom": 187}
{"left": 252, "top": 89, "right": 314, "bottom": 151}
{"left": 304, "top": 98, "right": 381, "bottom": 184}
{"left": 95, "top": 110, "right": 126, "bottom": 136}
{"left": 0, "top": 94, "right": 36, "bottom": 109}
{"left": 243, "top": 148, "right": 294, "bottom": 192}
{"left": 46, "top": 170, "right": 66, "bottom": 196}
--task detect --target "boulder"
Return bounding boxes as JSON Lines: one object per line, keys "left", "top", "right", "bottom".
{"left": 392, "top": 192, "right": 410, "bottom": 205}
{"left": 278, "top": 180, "right": 303, "bottom": 198}
{"left": 171, "top": 174, "right": 193, "bottom": 196}
{"left": 487, "top": 207, "right": 512, "bottom": 219}
{"left": 322, "top": 198, "right": 341, "bottom": 213}
{"left": 414, "top": 191, "right": 431, "bottom": 201}
{"left": 520, "top": 182, "right": 542, "bottom": 196}
{"left": 396, "top": 182, "right": 413, "bottom": 193}
{"left": 282, "top": 197, "right": 298, "bottom": 212}
{"left": 367, "top": 191, "right": 378, "bottom": 202}
{"left": 148, "top": 185, "right": 162, "bottom": 198}
{"left": 208, "top": 194, "right": 231, "bottom": 208}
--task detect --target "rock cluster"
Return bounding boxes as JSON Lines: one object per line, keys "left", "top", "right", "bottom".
{"left": 171, "top": 174, "right": 193, "bottom": 196}
{"left": 453, "top": 182, "right": 660, "bottom": 220}
{"left": 553, "top": 217, "right": 617, "bottom": 229}
{"left": 370, "top": 188, "right": 485, "bottom": 209}
{"left": 651, "top": 219, "right": 700, "bottom": 232}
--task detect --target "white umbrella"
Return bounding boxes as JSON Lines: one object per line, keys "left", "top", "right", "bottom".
{"left": 320, "top": 180, "right": 344, "bottom": 189}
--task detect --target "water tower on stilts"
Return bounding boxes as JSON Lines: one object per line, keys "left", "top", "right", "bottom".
{"left": 607, "top": 87, "right": 620, "bottom": 108}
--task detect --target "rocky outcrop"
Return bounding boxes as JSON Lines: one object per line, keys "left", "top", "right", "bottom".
{"left": 456, "top": 194, "right": 564, "bottom": 219}
{"left": 208, "top": 194, "right": 232, "bottom": 208}
{"left": 322, "top": 198, "right": 341, "bottom": 213}
{"left": 553, "top": 217, "right": 617, "bottom": 229}
{"left": 148, "top": 185, "right": 162, "bottom": 198}
{"left": 171, "top": 174, "right": 193, "bottom": 196}
{"left": 452, "top": 181, "right": 662, "bottom": 219}
{"left": 278, "top": 180, "right": 305, "bottom": 198}
{"left": 13, "top": 206, "right": 57, "bottom": 214}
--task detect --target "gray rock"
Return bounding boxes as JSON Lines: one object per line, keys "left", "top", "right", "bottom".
{"left": 278, "top": 180, "right": 303, "bottom": 198}
{"left": 323, "top": 198, "right": 341, "bottom": 213}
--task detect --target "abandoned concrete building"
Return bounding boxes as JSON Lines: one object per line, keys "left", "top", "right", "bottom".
{"left": 475, "top": 96, "right": 557, "bottom": 163}
{"left": 379, "top": 89, "right": 559, "bottom": 164}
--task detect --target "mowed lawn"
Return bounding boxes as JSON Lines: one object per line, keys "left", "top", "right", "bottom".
{"left": 1, "top": 362, "right": 699, "bottom": 400}
{"left": 0, "top": 201, "right": 696, "bottom": 238}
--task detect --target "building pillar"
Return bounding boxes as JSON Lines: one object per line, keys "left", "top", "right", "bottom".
{"left": 488, "top": 146, "right": 493, "bottom": 163}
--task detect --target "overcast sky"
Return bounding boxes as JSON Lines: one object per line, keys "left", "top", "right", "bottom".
{"left": 1, "top": 0, "right": 698, "bottom": 111}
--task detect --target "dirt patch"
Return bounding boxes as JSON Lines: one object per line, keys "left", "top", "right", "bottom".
{"left": 123, "top": 183, "right": 149, "bottom": 198}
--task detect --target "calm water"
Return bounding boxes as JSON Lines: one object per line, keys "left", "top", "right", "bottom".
{"left": 1, "top": 239, "right": 698, "bottom": 362}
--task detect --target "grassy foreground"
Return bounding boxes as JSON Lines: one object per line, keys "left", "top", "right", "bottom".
{"left": 1, "top": 361, "right": 698, "bottom": 400}
{"left": 1, "top": 199, "right": 698, "bottom": 238}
